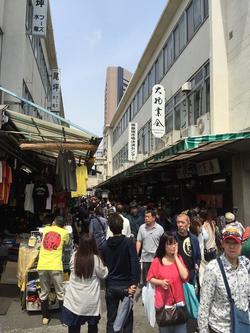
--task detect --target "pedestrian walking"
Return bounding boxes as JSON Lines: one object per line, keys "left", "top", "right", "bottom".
{"left": 37, "top": 216, "right": 69, "bottom": 325}
{"left": 147, "top": 232, "right": 189, "bottom": 333}
{"left": 106, "top": 203, "right": 131, "bottom": 238}
{"left": 200, "top": 209, "right": 217, "bottom": 262}
{"left": 198, "top": 224, "right": 250, "bottom": 333}
{"left": 175, "top": 213, "right": 201, "bottom": 285}
{"left": 101, "top": 213, "right": 140, "bottom": 333}
{"left": 61, "top": 233, "right": 108, "bottom": 333}
{"left": 136, "top": 210, "right": 164, "bottom": 285}
{"left": 89, "top": 206, "right": 108, "bottom": 250}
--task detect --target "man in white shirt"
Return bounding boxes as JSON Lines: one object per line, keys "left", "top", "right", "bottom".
{"left": 106, "top": 203, "right": 131, "bottom": 238}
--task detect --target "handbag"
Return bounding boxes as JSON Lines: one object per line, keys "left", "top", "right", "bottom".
{"left": 217, "top": 257, "right": 250, "bottom": 333}
{"left": 183, "top": 282, "right": 199, "bottom": 319}
{"left": 155, "top": 285, "right": 187, "bottom": 327}
{"left": 204, "top": 248, "right": 217, "bottom": 262}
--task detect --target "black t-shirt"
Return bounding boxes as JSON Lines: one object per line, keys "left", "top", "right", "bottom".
{"left": 177, "top": 233, "right": 193, "bottom": 271}
{"left": 33, "top": 182, "right": 49, "bottom": 213}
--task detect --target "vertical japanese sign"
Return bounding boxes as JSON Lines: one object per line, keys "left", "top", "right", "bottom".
{"left": 32, "top": 0, "right": 48, "bottom": 37}
{"left": 152, "top": 84, "right": 165, "bottom": 138}
{"left": 51, "top": 69, "right": 61, "bottom": 112}
{"left": 128, "top": 122, "right": 138, "bottom": 161}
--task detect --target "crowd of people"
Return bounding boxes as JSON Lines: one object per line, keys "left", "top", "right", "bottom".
{"left": 36, "top": 196, "right": 250, "bottom": 333}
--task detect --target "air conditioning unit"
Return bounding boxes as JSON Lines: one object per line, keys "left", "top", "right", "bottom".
{"left": 164, "top": 130, "right": 181, "bottom": 146}
{"left": 136, "top": 153, "right": 144, "bottom": 162}
{"left": 180, "top": 125, "right": 197, "bottom": 138}
{"left": 196, "top": 113, "right": 210, "bottom": 135}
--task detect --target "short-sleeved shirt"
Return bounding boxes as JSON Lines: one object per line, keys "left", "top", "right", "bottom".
{"left": 147, "top": 256, "right": 188, "bottom": 308}
{"left": 137, "top": 223, "right": 164, "bottom": 262}
{"left": 177, "top": 234, "right": 193, "bottom": 271}
{"left": 37, "top": 225, "right": 69, "bottom": 271}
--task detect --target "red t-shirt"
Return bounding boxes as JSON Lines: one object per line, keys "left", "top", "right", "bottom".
{"left": 147, "top": 256, "right": 188, "bottom": 308}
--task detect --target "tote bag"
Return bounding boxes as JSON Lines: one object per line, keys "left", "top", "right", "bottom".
{"left": 183, "top": 282, "right": 199, "bottom": 320}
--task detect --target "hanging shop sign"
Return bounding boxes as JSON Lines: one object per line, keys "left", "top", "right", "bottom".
{"left": 128, "top": 122, "right": 138, "bottom": 161}
{"left": 32, "top": 0, "right": 48, "bottom": 37}
{"left": 152, "top": 84, "right": 165, "bottom": 138}
{"left": 51, "top": 69, "right": 61, "bottom": 112}
{"left": 196, "top": 158, "right": 220, "bottom": 176}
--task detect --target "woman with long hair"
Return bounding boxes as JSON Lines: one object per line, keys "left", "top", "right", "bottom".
{"left": 199, "top": 208, "right": 217, "bottom": 262}
{"left": 61, "top": 234, "right": 108, "bottom": 333}
{"left": 147, "top": 232, "right": 189, "bottom": 333}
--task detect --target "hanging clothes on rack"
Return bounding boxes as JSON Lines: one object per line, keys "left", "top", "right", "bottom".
{"left": 0, "top": 161, "right": 13, "bottom": 204}
{"left": 71, "top": 165, "right": 88, "bottom": 198}
{"left": 24, "top": 183, "right": 35, "bottom": 214}
{"left": 56, "top": 150, "right": 77, "bottom": 192}
{"left": 32, "top": 181, "right": 49, "bottom": 213}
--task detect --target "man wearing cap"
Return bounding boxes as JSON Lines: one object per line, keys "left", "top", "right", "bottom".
{"left": 198, "top": 225, "right": 250, "bottom": 333}
{"left": 224, "top": 211, "right": 245, "bottom": 235}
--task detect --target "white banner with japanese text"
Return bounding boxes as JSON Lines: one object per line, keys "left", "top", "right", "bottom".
{"left": 32, "top": 0, "right": 48, "bottom": 37}
{"left": 51, "top": 69, "right": 61, "bottom": 112}
{"left": 128, "top": 122, "right": 138, "bottom": 161}
{"left": 152, "top": 84, "right": 165, "bottom": 138}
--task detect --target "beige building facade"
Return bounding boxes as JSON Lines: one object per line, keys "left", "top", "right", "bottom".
{"left": 0, "top": 0, "right": 64, "bottom": 121}
{"left": 103, "top": 0, "right": 250, "bottom": 223}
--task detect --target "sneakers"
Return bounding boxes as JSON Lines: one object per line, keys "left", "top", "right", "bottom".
{"left": 42, "top": 318, "right": 49, "bottom": 325}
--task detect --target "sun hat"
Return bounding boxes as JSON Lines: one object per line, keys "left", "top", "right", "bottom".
{"left": 224, "top": 212, "right": 235, "bottom": 223}
{"left": 222, "top": 225, "right": 242, "bottom": 244}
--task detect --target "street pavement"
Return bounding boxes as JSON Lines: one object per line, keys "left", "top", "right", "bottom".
{"left": 0, "top": 291, "right": 197, "bottom": 333}
{"left": 0, "top": 290, "right": 159, "bottom": 333}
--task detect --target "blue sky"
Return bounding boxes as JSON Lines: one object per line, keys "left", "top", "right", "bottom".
{"left": 50, "top": 1, "right": 167, "bottom": 137}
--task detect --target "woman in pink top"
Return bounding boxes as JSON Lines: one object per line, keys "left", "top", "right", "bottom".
{"left": 147, "top": 232, "right": 189, "bottom": 333}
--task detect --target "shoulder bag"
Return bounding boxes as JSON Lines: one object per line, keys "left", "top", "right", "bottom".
{"left": 217, "top": 257, "right": 250, "bottom": 333}
{"left": 155, "top": 285, "right": 187, "bottom": 327}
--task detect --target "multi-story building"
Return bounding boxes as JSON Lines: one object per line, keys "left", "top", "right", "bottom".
{"left": 0, "top": 0, "right": 64, "bottom": 121}
{"left": 100, "top": 0, "right": 250, "bottom": 223}
{"left": 100, "top": 66, "right": 132, "bottom": 181}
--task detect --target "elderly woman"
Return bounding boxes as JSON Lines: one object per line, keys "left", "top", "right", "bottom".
{"left": 198, "top": 225, "right": 250, "bottom": 333}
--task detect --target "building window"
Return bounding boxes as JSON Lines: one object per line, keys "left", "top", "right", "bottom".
{"left": 193, "top": 0, "right": 202, "bottom": 31}
{"left": 179, "top": 14, "right": 186, "bottom": 52}
{"left": 204, "top": 0, "right": 209, "bottom": 18}
{"left": 158, "top": 50, "right": 164, "bottom": 81}
{"left": 143, "top": 76, "right": 149, "bottom": 103}
{"left": 138, "top": 129, "right": 143, "bottom": 154}
{"left": 22, "top": 81, "right": 41, "bottom": 118}
{"left": 25, "top": 0, "right": 33, "bottom": 32}
{"left": 155, "top": 59, "right": 159, "bottom": 84}
{"left": 138, "top": 85, "right": 143, "bottom": 110}
{"left": 174, "top": 26, "right": 180, "bottom": 59}
{"left": 187, "top": 2, "right": 194, "bottom": 41}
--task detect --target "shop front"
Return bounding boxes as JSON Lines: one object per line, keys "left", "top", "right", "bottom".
{"left": 98, "top": 132, "right": 250, "bottom": 223}
{"left": 0, "top": 105, "right": 100, "bottom": 313}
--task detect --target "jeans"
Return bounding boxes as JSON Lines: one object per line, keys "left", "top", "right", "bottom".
{"left": 142, "top": 262, "right": 151, "bottom": 286}
{"left": 105, "top": 286, "right": 133, "bottom": 333}
{"left": 159, "top": 323, "right": 187, "bottom": 333}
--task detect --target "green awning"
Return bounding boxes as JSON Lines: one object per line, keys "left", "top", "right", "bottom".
{"left": 150, "top": 132, "right": 250, "bottom": 165}
{"left": 97, "top": 131, "right": 250, "bottom": 187}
